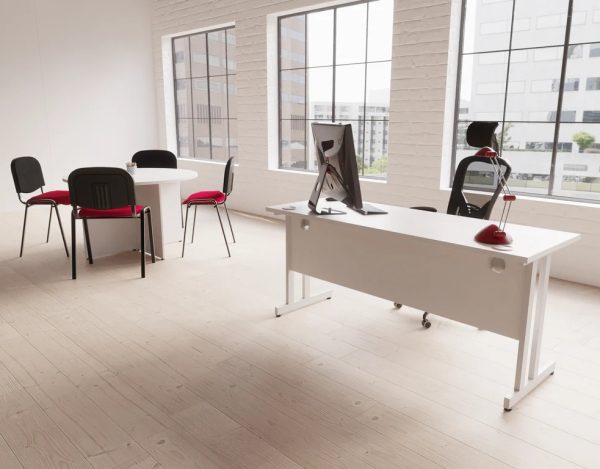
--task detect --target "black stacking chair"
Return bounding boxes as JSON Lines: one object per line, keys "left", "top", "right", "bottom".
{"left": 10, "top": 156, "right": 70, "bottom": 257}
{"left": 399, "top": 121, "right": 512, "bottom": 327}
{"left": 132, "top": 150, "right": 177, "bottom": 169}
{"left": 181, "top": 157, "right": 235, "bottom": 258}
{"left": 68, "top": 167, "right": 155, "bottom": 279}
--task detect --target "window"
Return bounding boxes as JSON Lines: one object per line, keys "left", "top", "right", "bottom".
{"left": 278, "top": 0, "right": 393, "bottom": 178}
{"left": 583, "top": 111, "right": 600, "bottom": 122}
{"left": 586, "top": 77, "right": 600, "bottom": 90}
{"left": 453, "top": 0, "right": 600, "bottom": 202}
{"left": 172, "top": 27, "right": 236, "bottom": 160}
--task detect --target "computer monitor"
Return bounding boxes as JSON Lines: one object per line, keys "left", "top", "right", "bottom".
{"left": 309, "top": 122, "right": 386, "bottom": 215}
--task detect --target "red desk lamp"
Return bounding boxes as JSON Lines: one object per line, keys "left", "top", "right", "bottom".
{"left": 474, "top": 147, "right": 516, "bottom": 245}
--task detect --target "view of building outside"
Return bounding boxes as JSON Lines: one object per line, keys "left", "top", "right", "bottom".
{"left": 278, "top": 0, "right": 393, "bottom": 178}
{"left": 172, "top": 27, "right": 237, "bottom": 161}
{"left": 456, "top": 0, "right": 600, "bottom": 201}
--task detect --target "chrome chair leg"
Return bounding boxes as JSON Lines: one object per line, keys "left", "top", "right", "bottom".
{"left": 182, "top": 204, "right": 190, "bottom": 258}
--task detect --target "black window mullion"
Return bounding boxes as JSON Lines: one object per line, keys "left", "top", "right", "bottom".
{"left": 332, "top": 8, "right": 337, "bottom": 123}
{"left": 499, "top": 0, "right": 517, "bottom": 153}
{"left": 304, "top": 13, "right": 308, "bottom": 169}
{"left": 187, "top": 35, "right": 195, "bottom": 159}
{"left": 225, "top": 29, "right": 231, "bottom": 158}
{"left": 206, "top": 33, "right": 213, "bottom": 160}
{"left": 278, "top": 17, "right": 283, "bottom": 168}
{"left": 450, "top": 0, "right": 468, "bottom": 184}
{"left": 171, "top": 39, "right": 181, "bottom": 157}
{"left": 361, "top": 2, "right": 370, "bottom": 176}
{"left": 548, "top": 0, "right": 575, "bottom": 195}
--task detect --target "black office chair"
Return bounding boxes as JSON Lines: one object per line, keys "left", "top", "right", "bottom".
{"left": 132, "top": 150, "right": 177, "bottom": 169}
{"left": 68, "top": 167, "right": 155, "bottom": 279}
{"left": 398, "top": 121, "right": 512, "bottom": 327}
{"left": 181, "top": 157, "right": 236, "bottom": 258}
{"left": 10, "top": 156, "right": 70, "bottom": 257}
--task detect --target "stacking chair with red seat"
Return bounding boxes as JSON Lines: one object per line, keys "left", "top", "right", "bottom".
{"left": 68, "top": 167, "right": 155, "bottom": 279}
{"left": 181, "top": 157, "right": 235, "bottom": 258}
{"left": 11, "top": 156, "right": 70, "bottom": 257}
{"left": 132, "top": 149, "right": 177, "bottom": 169}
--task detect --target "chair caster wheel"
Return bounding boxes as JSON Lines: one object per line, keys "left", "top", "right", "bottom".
{"left": 422, "top": 320, "right": 431, "bottom": 329}
{"left": 393, "top": 302, "right": 402, "bottom": 309}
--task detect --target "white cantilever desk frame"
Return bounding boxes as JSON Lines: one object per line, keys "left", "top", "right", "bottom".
{"left": 267, "top": 201, "right": 580, "bottom": 410}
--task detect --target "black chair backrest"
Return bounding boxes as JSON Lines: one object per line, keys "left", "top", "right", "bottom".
{"left": 11, "top": 156, "right": 45, "bottom": 194}
{"left": 68, "top": 167, "right": 136, "bottom": 212}
{"left": 222, "top": 157, "right": 235, "bottom": 195}
{"left": 447, "top": 155, "right": 511, "bottom": 219}
{"left": 132, "top": 150, "right": 177, "bottom": 169}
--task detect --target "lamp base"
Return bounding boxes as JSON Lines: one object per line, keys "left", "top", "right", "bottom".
{"left": 475, "top": 224, "right": 513, "bottom": 245}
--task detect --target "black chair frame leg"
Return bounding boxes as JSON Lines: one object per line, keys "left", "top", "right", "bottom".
{"left": 71, "top": 211, "right": 77, "bottom": 280}
{"left": 19, "top": 205, "right": 30, "bottom": 257}
{"left": 54, "top": 205, "right": 69, "bottom": 257}
{"left": 46, "top": 206, "right": 53, "bottom": 243}
{"left": 223, "top": 202, "right": 235, "bottom": 243}
{"left": 145, "top": 207, "right": 156, "bottom": 264}
{"left": 191, "top": 205, "right": 198, "bottom": 243}
{"left": 82, "top": 218, "right": 93, "bottom": 264}
{"left": 140, "top": 210, "right": 146, "bottom": 278}
{"left": 215, "top": 204, "right": 231, "bottom": 258}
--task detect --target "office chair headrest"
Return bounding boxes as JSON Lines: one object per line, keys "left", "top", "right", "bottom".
{"left": 466, "top": 121, "right": 499, "bottom": 151}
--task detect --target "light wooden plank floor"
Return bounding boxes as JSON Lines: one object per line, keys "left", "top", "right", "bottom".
{"left": 1, "top": 206, "right": 599, "bottom": 469}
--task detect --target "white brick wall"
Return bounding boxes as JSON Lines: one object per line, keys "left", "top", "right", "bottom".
{"left": 151, "top": 0, "right": 600, "bottom": 287}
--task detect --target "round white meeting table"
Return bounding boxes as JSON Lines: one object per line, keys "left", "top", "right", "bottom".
{"left": 63, "top": 168, "right": 197, "bottom": 260}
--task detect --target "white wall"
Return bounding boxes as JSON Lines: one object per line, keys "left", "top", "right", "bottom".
{"left": 0, "top": 0, "right": 157, "bottom": 213}
{"left": 150, "top": 0, "right": 600, "bottom": 287}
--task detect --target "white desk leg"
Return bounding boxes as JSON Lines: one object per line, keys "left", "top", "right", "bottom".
{"left": 275, "top": 217, "right": 332, "bottom": 317}
{"left": 504, "top": 256, "right": 556, "bottom": 410}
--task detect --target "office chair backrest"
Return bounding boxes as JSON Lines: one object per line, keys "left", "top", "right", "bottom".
{"left": 11, "top": 156, "right": 45, "bottom": 194}
{"left": 447, "top": 155, "right": 511, "bottom": 219}
{"left": 222, "top": 157, "right": 235, "bottom": 196}
{"left": 447, "top": 121, "right": 511, "bottom": 220}
{"left": 68, "top": 167, "right": 136, "bottom": 213}
{"left": 132, "top": 150, "right": 177, "bottom": 169}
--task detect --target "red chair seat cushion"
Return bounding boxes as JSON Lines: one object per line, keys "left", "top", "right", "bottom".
{"left": 183, "top": 190, "right": 226, "bottom": 204}
{"left": 79, "top": 205, "right": 144, "bottom": 218}
{"left": 28, "top": 190, "right": 70, "bottom": 205}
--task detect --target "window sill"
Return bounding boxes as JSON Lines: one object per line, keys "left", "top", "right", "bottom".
{"left": 446, "top": 187, "right": 600, "bottom": 209}
{"left": 269, "top": 167, "right": 388, "bottom": 184}
{"left": 177, "top": 158, "right": 227, "bottom": 166}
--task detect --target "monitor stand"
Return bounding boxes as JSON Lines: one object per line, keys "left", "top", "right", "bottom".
{"left": 353, "top": 203, "right": 388, "bottom": 215}
{"left": 308, "top": 164, "right": 346, "bottom": 215}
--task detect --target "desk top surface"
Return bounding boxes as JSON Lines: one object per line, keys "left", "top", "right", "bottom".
{"left": 267, "top": 201, "right": 581, "bottom": 264}
{"left": 63, "top": 168, "right": 198, "bottom": 186}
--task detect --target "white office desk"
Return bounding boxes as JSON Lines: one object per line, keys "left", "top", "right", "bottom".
{"left": 267, "top": 201, "right": 580, "bottom": 410}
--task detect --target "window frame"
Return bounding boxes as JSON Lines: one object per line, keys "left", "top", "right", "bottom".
{"left": 451, "top": 0, "right": 600, "bottom": 204}
{"left": 171, "top": 25, "right": 236, "bottom": 161}
{"left": 276, "top": 0, "right": 392, "bottom": 179}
